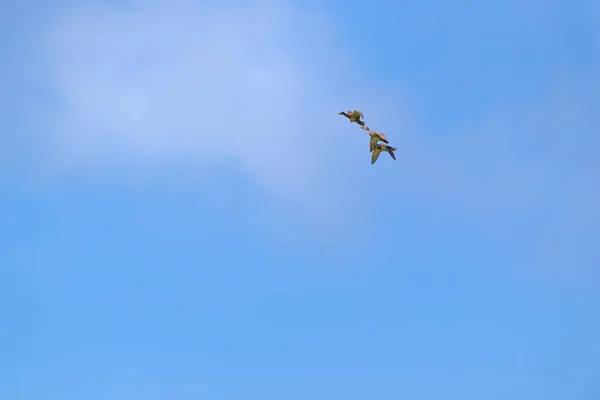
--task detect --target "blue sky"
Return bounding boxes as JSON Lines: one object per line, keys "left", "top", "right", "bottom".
{"left": 2, "top": 0, "right": 599, "bottom": 398}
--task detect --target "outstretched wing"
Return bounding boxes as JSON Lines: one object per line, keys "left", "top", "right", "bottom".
{"left": 376, "top": 132, "right": 389, "bottom": 143}
{"left": 369, "top": 135, "right": 378, "bottom": 152}
{"left": 387, "top": 147, "right": 396, "bottom": 160}
{"left": 371, "top": 147, "right": 381, "bottom": 164}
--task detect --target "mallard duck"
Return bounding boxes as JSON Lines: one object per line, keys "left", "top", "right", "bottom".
{"left": 338, "top": 109, "right": 366, "bottom": 127}
{"left": 371, "top": 144, "right": 397, "bottom": 164}
{"left": 361, "top": 126, "right": 389, "bottom": 152}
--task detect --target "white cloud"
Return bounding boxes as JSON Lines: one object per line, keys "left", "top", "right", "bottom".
{"left": 28, "top": 0, "right": 600, "bottom": 269}
{"left": 31, "top": 0, "right": 368, "bottom": 220}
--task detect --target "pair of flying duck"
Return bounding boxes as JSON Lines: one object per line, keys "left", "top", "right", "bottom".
{"left": 338, "top": 110, "right": 397, "bottom": 164}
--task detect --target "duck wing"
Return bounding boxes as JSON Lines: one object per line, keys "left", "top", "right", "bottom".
{"left": 387, "top": 147, "right": 396, "bottom": 160}
{"left": 371, "top": 147, "right": 382, "bottom": 164}
{"left": 369, "top": 134, "right": 379, "bottom": 152}
{"left": 376, "top": 132, "right": 389, "bottom": 143}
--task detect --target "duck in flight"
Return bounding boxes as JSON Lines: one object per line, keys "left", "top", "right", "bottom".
{"left": 371, "top": 143, "right": 397, "bottom": 165}
{"left": 338, "top": 109, "right": 367, "bottom": 127}
{"left": 361, "top": 126, "right": 389, "bottom": 152}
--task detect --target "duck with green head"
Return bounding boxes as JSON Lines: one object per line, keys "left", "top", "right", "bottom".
{"left": 371, "top": 143, "right": 397, "bottom": 164}
{"left": 338, "top": 109, "right": 366, "bottom": 127}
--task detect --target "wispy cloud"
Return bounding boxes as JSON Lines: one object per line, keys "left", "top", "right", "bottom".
{"left": 28, "top": 0, "right": 372, "bottom": 220}
{"left": 19, "top": 0, "right": 600, "bottom": 268}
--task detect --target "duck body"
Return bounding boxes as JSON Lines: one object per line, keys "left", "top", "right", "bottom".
{"left": 338, "top": 109, "right": 366, "bottom": 127}
{"left": 361, "top": 126, "right": 389, "bottom": 151}
{"left": 371, "top": 144, "right": 397, "bottom": 164}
